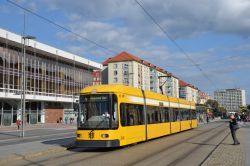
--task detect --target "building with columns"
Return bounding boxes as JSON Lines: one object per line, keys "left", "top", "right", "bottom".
{"left": 0, "top": 28, "right": 102, "bottom": 126}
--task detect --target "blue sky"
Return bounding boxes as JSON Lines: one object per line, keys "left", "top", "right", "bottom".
{"left": 1, "top": 0, "right": 250, "bottom": 103}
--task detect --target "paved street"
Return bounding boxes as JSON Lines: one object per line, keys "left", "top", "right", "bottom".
{"left": 0, "top": 123, "right": 76, "bottom": 162}
{"left": 0, "top": 121, "right": 249, "bottom": 166}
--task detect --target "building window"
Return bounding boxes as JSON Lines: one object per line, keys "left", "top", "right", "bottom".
{"left": 113, "top": 64, "right": 118, "bottom": 69}
{"left": 114, "top": 77, "right": 118, "bottom": 83}
{"left": 114, "top": 70, "right": 118, "bottom": 76}
{"left": 123, "top": 63, "right": 128, "bottom": 70}
{"left": 123, "top": 78, "right": 129, "bottom": 85}
{"left": 123, "top": 70, "right": 128, "bottom": 76}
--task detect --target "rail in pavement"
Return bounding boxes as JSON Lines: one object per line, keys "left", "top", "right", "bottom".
{"left": 0, "top": 121, "right": 249, "bottom": 165}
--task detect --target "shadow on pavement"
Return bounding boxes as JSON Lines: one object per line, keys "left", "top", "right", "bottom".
{"left": 42, "top": 137, "right": 121, "bottom": 153}
{"left": 0, "top": 132, "right": 20, "bottom": 138}
{"left": 42, "top": 137, "right": 75, "bottom": 148}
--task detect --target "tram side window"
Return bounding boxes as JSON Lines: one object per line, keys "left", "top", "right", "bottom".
{"left": 173, "top": 108, "right": 181, "bottom": 121}
{"left": 120, "top": 103, "right": 144, "bottom": 126}
{"left": 180, "top": 109, "right": 185, "bottom": 120}
{"left": 147, "top": 106, "right": 153, "bottom": 124}
{"left": 163, "top": 107, "right": 169, "bottom": 122}
{"left": 181, "top": 109, "right": 188, "bottom": 120}
{"left": 159, "top": 107, "right": 164, "bottom": 122}
{"left": 147, "top": 106, "right": 161, "bottom": 124}
{"left": 187, "top": 110, "right": 191, "bottom": 120}
{"left": 169, "top": 108, "right": 174, "bottom": 122}
{"left": 181, "top": 109, "right": 192, "bottom": 120}
{"left": 155, "top": 107, "right": 161, "bottom": 123}
{"left": 187, "top": 110, "right": 193, "bottom": 120}
{"left": 120, "top": 104, "right": 127, "bottom": 126}
{"left": 191, "top": 110, "right": 197, "bottom": 119}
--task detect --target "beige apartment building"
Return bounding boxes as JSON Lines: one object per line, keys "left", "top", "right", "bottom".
{"left": 198, "top": 91, "right": 210, "bottom": 104}
{"left": 179, "top": 80, "right": 199, "bottom": 103}
{"left": 102, "top": 52, "right": 179, "bottom": 98}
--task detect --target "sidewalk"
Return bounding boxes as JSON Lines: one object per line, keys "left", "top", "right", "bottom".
{"left": 198, "top": 117, "right": 224, "bottom": 126}
{"left": 202, "top": 122, "right": 250, "bottom": 166}
{"left": 0, "top": 123, "right": 77, "bottom": 132}
{"left": 0, "top": 123, "right": 76, "bottom": 165}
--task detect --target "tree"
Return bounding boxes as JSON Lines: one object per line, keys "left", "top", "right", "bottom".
{"left": 218, "top": 106, "right": 227, "bottom": 118}
{"left": 205, "top": 99, "right": 221, "bottom": 116}
{"left": 240, "top": 106, "right": 247, "bottom": 114}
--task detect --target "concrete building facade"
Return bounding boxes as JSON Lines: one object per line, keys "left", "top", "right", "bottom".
{"left": 214, "top": 89, "right": 246, "bottom": 112}
{"left": 0, "top": 28, "right": 102, "bottom": 126}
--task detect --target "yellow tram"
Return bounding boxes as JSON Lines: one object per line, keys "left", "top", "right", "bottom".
{"left": 75, "top": 84, "right": 197, "bottom": 147}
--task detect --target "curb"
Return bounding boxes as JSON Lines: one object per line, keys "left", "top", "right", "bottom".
{"left": 0, "top": 146, "right": 68, "bottom": 164}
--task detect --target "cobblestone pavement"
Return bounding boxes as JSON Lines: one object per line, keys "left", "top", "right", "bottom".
{"left": 202, "top": 123, "right": 249, "bottom": 166}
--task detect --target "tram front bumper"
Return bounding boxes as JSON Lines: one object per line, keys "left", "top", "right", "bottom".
{"left": 75, "top": 139, "right": 120, "bottom": 148}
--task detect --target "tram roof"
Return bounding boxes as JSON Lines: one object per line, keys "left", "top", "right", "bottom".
{"left": 81, "top": 84, "right": 195, "bottom": 106}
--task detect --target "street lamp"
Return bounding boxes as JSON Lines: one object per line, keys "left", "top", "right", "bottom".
{"left": 21, "top": 35, "right": 36, "bottom": 138}
{"left": 158, "top": 75, "right": 171, "bottom": 95}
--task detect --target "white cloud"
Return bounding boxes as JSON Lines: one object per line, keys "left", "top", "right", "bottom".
{"left": 11, "top": 0, "right": 250, "bottom": 102}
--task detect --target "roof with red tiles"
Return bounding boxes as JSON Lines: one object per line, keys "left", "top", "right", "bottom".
{"left": 102, "top": 51, "right": 179, "bottom": 78}
{"left": 179, "top": 80, "right": 198, "bottom": 90}
{"left": 102, "top": 51, "right": 141, "bottom": 66}
{"left": 179, "top": 80, "right": 189, "bottom": 87}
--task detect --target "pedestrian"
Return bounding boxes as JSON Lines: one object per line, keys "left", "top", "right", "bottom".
{"left": 229, "top": 114, "right": 240, "bottom": 145}
{"left": 16, "top": 119, "right": 21, "bottom": 130}
{"left": 65, "top": 116, "right": 68, "bottom": 124}
{"left": 206, "top": 115, "right": 209, "bottom": 123}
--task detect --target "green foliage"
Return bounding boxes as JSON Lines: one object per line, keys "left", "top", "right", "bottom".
{"left": 240, "top": 106, "right": 247, "bottom": 113}
{"left": 205, "top": 99, "right": 226, "bottom": 116}
{"left": 205, "top": 99, "right": 218, "bottom": 113}
{"left": 205, "top": 99, "right": 219, "bottom": 109}
{"left": 218, "top": 107, "right": 226, "bottom": 112}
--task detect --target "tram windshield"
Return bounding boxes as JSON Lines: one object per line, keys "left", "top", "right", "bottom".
{"left": 78, "top": 94, "right": 118, "bottom": 129}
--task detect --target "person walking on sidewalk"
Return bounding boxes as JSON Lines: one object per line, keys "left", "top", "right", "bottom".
{"left": 16, "top": 119, "right": 21, "bottom": 130}
{"left": 229, "top": 114, "right": 240, "bottom": 145}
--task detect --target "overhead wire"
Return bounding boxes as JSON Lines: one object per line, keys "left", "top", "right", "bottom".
{"left": 134, "top": 0, "right": 217, "bottom": 89}
{"left": 6, "top": 0, "right": 118, "bottom": 55}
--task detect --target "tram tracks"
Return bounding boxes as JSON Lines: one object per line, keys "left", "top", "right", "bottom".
{"left": 167, "top": 125, "right": 229, "bottom": 166}
{"left": 63, "top": 122, "right": 227, "bottom": 166}
{"left": 127, "top": 122, "right": 227, "bottom": 166}
{"left": 6, "top": 122, "right": 228, "bottom": 166}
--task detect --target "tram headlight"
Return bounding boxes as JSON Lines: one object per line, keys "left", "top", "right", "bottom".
{"left": 77, "top": 134, "right": 81, "bottom": 138}
{"left": 101, "top": 134, "right": 109, "bottom": 138}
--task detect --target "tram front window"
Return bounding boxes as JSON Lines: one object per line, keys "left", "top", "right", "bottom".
{"left": 78, "top": 94, "right": 118, "bottom": 130}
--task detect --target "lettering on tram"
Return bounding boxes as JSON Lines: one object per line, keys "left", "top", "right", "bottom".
{"left": 75, "top": 85, "right": 197, "bottom": 148}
